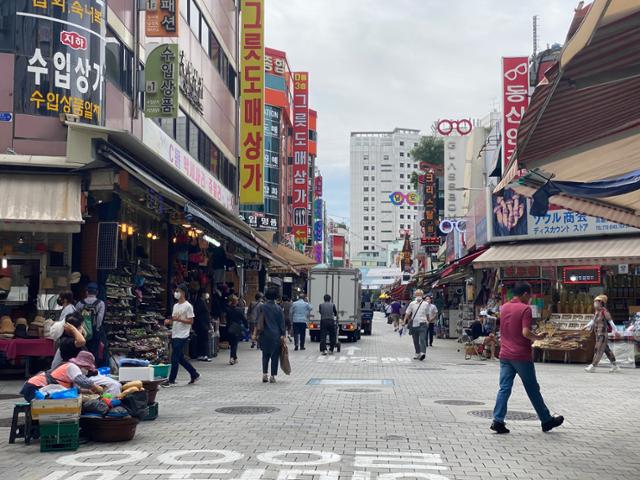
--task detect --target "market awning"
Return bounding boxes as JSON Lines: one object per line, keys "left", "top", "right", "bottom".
{"left": 432, "top": 270, "right": 469, "bottom": 288}
{"left": 438, "top": 249, "right": 488, "bottom": 279}
{"left": 185, "top": 203, "right": 257, "bottom": 254}
{"left": 257, "top": 232, "right": 317, "bottom": 269}
{"left": 0, "top": 174, "right": 83, "bottom": 233}
{"left": 472, "top": 236, "right": 640, "bottom": 268}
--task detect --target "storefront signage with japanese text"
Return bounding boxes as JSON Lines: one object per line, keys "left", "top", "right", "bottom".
{"left": 145, "top": 0, "right": 180, "bottom": 37}
{"left": 501, "top": 57, "right": 529, "bottom": 170}
{"left": 15, "top": 0, "right": 106, "bottom": 125}
{"left": 490, "top": 189, "right": 638, "bottom": 242}
{"left": 144, "top": 44, "right": 179, "bottom": 118}
{"left": 292, "top": 71, "right": 309, "bottom": 244}
{"left": 239, "top": 0, "right": 265, "bottom": 205}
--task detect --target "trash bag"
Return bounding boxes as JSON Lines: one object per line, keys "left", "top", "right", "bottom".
{"left": 120, "top": 390, "right": 148, "bottom": 419}
{"left": 279, "top": 338, "right": 291, "bottom": 375}
{"left": 49, "top": 387, "right": 79, "bottom": 399}
{"left": 106, "top": 406, "right": 131, "bottom": 418}
{"left": 82, "top": 399, "right": 109, "bottom": 416}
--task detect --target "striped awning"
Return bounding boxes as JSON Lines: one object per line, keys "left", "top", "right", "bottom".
{"left": 473, "top": 236, "right": 640, "bottom": 268}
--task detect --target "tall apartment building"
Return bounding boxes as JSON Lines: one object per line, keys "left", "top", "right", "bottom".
{"left": 349, "top": 128, "right": 422, "bottom": 262}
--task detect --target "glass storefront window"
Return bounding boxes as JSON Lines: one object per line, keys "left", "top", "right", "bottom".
{"left": 176, "top": 109, "right": 188, "bottom": 150}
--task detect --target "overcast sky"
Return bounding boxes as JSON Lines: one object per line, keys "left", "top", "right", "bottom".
{"left": 265, "top": 0, "right": 580, "bottom": 223}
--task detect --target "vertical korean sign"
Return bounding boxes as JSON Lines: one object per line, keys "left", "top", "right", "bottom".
{"left": 145, "top": 0, "right": 180, "bottom": 37}
{"left": 240, "top": 0, "right": 265, "bottom": 205}
{"left": 501, "top": 57, "right": 529, "bottom": 171}
{"left": 292, "top": 72, "right": 309, "bottom": 244}
{"left": 421, "top": 169, "right": 439, "bottom": 251}
{"left": 144, "top": 44, "right": 179, "bottom": 118}
{"left": 14, "top": 0, "right": 106, "bottom": 125}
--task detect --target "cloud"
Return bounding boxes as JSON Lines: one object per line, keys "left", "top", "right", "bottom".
{"left": 266, "top": 0, "right": 579, "bottom": 220}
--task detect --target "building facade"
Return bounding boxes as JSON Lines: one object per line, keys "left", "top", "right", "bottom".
{"left": 349, "top": 128, "right": 422, "bottom": 260}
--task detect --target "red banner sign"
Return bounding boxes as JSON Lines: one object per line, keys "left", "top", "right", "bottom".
{"left": 314, "top": 175, "right": 323, "bottom": 198}
{"left": 501, "top": 57, "right": 529, "bottom": 171}
{"left": 421, "top": 169, "right": 439, "bottom": 250}
{"left": 292, "top": 72, "right": 309, "bottom": 243}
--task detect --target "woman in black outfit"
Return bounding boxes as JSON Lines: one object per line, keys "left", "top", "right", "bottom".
{"left": 192, "top": 288, "right": 212, "bottom": 362}
{"left": 226, "top": 295, "right": 247, "bottom": 365}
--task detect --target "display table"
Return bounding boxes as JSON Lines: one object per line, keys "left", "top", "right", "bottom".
{"left": 0, "top": 338, "right": 55, "bottom": 376}
{"left": 533, "top": 314, "right": 595, "bottom": 364}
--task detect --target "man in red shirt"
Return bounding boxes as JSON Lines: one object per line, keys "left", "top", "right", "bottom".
{"left": 491, "top": 282, "right": 564, "bottom": 434}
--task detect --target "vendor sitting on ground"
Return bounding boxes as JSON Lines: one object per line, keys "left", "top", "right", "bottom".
{"left": 20, "top": 351, "right": 103, "bottom": 402}
{"left": 466, "top": 310, "right": 498, "bottom": 360}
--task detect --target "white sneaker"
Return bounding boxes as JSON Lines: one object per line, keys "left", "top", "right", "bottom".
{"left": 609, "top": 364, "right": 621, "bottom": 373}
{"left": 585, "top": 364, "right": 595, "bottom": 373}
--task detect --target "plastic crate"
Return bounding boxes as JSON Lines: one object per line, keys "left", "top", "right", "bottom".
{"left": 152, "top": 364, "right": 170, "bottom": 379}
{"left": 39, "top": 421, "right": 79, "bottom": 452}
{"left": 143, "top": 402, "right": 158, "bottom": 421}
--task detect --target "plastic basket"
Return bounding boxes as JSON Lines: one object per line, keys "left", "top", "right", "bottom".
{"left": 39, "top": 421, "right": 79, "bottom": 452}
{"left": 152, "top": 364, "right": 170, "bottom": 379}
{"left": 143, "top": 402, "right": 158, "bottom": 421}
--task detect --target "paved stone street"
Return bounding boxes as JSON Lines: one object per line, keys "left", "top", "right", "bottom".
{"left": 1, "top": 317, "right": 639, "bottom": 480}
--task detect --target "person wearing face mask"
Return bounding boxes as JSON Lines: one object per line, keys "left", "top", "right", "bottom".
{"left": 403, "top": 289, "right": 436, "bottom": 361}
{"left": 191, "top": 286, "right": 213, "bottom": 362}
{"left": 583, "top": 294, "right": 621, "bottom": 373}
{"left": 163, "top": 284, "right": 200, "bottom": 387}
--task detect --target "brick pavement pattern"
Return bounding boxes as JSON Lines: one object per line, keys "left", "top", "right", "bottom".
{"left": 1, "top": 316, "right": 639, "bottom": 479}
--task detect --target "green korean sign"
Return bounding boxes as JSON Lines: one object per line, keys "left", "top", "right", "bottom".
{"left": 144, "top": 43, "right": 178, "bottom": 118}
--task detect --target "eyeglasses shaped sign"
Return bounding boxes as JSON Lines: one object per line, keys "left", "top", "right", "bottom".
{"left": 437, "top": 119, "right": 472, "bottom": 136}
{"left": 439, "top": 219, "right": 466, "bottom": 234}
{"left": 389, "top": 192, "right": 419, "bottom": 206}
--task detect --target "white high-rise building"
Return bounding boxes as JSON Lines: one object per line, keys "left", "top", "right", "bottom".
{"left": 349, "top": 128, "right": 422, "bottom": 264}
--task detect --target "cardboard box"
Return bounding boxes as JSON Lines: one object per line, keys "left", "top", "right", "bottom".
{"left": 118, "top": 366, "right": 154, "bottom": 382}
{"left": 31, "top": 398, "right": 82, "bottom": 420}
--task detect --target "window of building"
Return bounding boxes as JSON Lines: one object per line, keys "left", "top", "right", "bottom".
{"left": 371, "top": 226, "right": 375, "bottom": 231}
{"left": 176, "top": 110, "right": 188, "bottom": 150}
{"left": 363, "top": 187, "right": 369, "bottom": 192}
{"left": 400, "top": 152, "right": 405, "bottom": 157}
{"left": 364, "top": 216, "right": 369, "bottom": 221}
{"left": 188, "top": 119, "right": 199, "bottom": 160}
{"left": 364, "top": 236, "right": 369, "bottom": 241}
{"left": 414, "top": 164, "right": 418, "bottom": 169}
{"left": 371, "top": 207, "right": 375, "bottom": 212}
{"left": 407, "top": 153, "right": 411, "bottom": 158}
{"left": 105, "top": 29, "right": 134, "bottom": 98}
{"left": 371, "top": 187, "right": 375, "bottom": 192}
{"left": 400, "top": 184, "right": 404, "bottom": 189}
{"left": 180, "top": 0, "right": 189, "bottom": 20}
{"left": 400, "top": 214, "right": 404, "bottom": 219}
{"left": 363, "top": 166, "right": 369, "bottom": 171}
{"left": 371, "top": 176, "right": 375, "bottom": 181}
{"left": 210, "top": 32, "right": 221, "bottom": 72}
{"left": 363, "top": 206, "right": 369, "bottom": 212}
{"left": 383, "top": 155, "right": 389, "bottom": 160}
{"left": 400, "top": 163, "right": 404, "bottom": 168}
{"left": 414, "top": 142, "right": 418, "bottom": 147}
{"left": 371, "top": 236, "right": 376, "bottom": 242}
{"left": 400, "top": 141, "right": 404, "bottom": 146}
{"left": 400, "top": 224, "right": 404, "bottom": 229}
{"left": 364, "top": 246, "right": 369, "bottom": 251}
{"left": 363, "top": 176, "right": 369, "bottom": 181}
{"left": 200, "top": 17, "right": 210, "bottom": 55}
{"left": 363, "top": 155, "right": 369, "bottom": 160}
{"left": 364, "top": 226, "right": 369, "bottom": 231}
{"left": 363, "top": 197, "right": 368, "bottom": 202}
{"left": 371, "top": 166, "right": 375, "bottom": 171}
{"left": 371, "top": 216, "right": 375, "bottom": 221}
{"left": 189, "top": 0, "right": 201, "bottom": 39}
{"left": 400, "top": 174, "right": 404, "bottom": 179}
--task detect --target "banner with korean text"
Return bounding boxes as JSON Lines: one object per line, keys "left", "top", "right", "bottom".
{"left": 501, "top": 57, "right": 529, "bottom": 171}
{"left": 144, "top": 44, "right": 179, "bottom": 118}
{"left": 14, "top": 0, "right": 106, "bottom": 125}
{"left": 292, "top": 72, "right": 309, "bottom": 244}
{"left": 145, "top": 0, "right": 180, "bottom": 37}
{"left": 240, "top": 0, "right": 264, "bottom": 205}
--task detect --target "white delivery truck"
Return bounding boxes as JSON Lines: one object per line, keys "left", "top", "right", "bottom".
{"left": 307, "top": 267, "right": 362, "bottom": 343}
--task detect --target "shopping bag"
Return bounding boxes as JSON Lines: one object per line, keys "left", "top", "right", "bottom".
{"left": 280, "top": 338, "right": 291, "bottom": 375}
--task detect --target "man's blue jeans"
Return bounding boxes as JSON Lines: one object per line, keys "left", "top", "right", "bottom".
{"left": 493, "top": 359, "right": 552, "bottom": 424}
{"left": 169, "top": 337, "right": 198, "bottom": 383}
{"left": 411, "top": 324, "right": 427, "bottom": 354}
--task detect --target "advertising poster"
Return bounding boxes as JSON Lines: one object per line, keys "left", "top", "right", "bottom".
{"left": 14, "top": 0, "right": 107, "bottom": 125}
{"left": 501, "top": 56, "right": 529, "bottom": 171}
{"left": 144, "top": 44, "right": 179, "bottom": 118}
{"left": 292, "top": 71, "right": 309, "bottom": 243}
{"left": 145, "top": 0, "right": 180, "bottom": 37}
{"left": 239, "top": 0, "right": 264, "bottom": 205}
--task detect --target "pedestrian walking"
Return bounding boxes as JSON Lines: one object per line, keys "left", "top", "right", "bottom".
{"left": 389, "top": 299, "right": 402, "bottom": 331}
{"left": 247, "top": 292, "right": 264, "bottom": 348}
{"left": 76, "top": 282, "right": 108, "bottom": 367}
{"left": 584, "top": 294, "right": 621, "bottom": 373}
{"left": 226, "top": 295, "right": 247, "bottom": 365}
{"left": 191, "top": 286, "right": 212, "bottom": 362}
{"left": 490, "top": 282, "right": 563, "bottom": 434}
{"left": 163, "top": 284, "right": 200, "bottom": 387}
{"left": 282, "top": 296, "right": 293, "bottom": 342}
{"left": 425, "top": 293, "right": 438, "bottom": 347}
{"left": 256, "top": 287, "right": 286, "bottom": 383}
{"left": 404, "top": 289, "right": 435, "bottom": 361}
{"left": 291, "top": 294, "right": 312, "bottom": 350}
{"left": 319, "top": 294, "right": 338, "bottom": 355}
